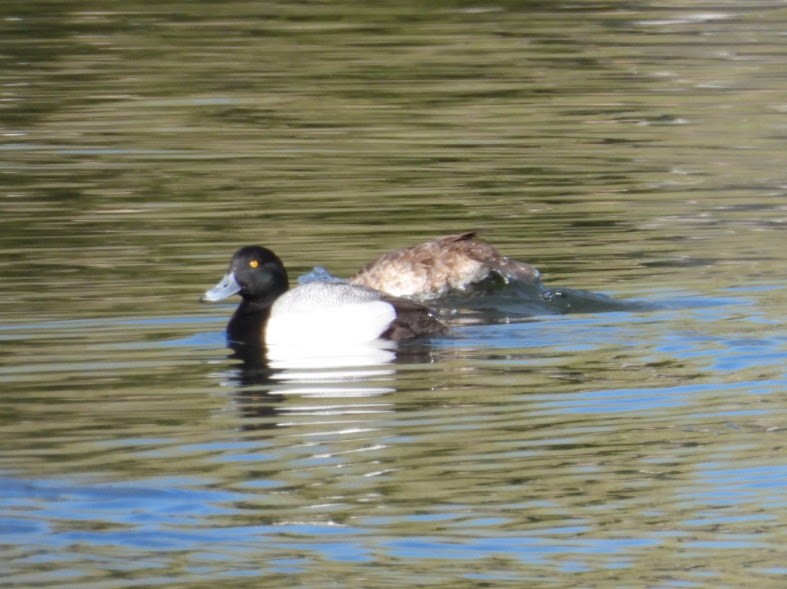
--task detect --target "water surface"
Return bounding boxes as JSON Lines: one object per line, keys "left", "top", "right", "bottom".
{"left": 1, "top": 1, "right": 785, "bottom": 587}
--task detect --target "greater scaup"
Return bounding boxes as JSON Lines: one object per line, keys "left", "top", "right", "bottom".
{"left": 350, "top": 232, "right": 540, "bottom": 299}
{"left": 201, "top": 245, "right": 448, "bottom": 347}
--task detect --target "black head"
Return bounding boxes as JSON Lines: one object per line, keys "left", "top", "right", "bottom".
{"left": 201, "top": 245, "right": 290, "bottom": 305}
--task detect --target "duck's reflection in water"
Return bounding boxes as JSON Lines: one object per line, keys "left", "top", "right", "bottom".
{"left": 221, "top": 337, "right": 431, "bottom": 428}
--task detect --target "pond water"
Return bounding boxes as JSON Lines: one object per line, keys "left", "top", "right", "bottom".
{"left": 1, "top": 1, "right": 786, "bottom": 587}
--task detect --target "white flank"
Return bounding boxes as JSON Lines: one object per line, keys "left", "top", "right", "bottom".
{"left": 264, "top": 282, "right": 397, "bottom": 348}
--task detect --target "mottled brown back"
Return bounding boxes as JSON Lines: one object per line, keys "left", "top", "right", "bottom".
{"left": 351, "top": 232, "right": 540, "bottom": 299}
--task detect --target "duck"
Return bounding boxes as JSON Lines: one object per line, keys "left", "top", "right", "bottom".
{"left": 201, "top": 245, "right": 448, "bottom": 348}
{"left": 350, "top": 232, "right": 541, "bottom": 299}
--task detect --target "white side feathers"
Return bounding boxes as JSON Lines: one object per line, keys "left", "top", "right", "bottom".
{"left": 265, "top": 282, "right": 397, "bottom": 347}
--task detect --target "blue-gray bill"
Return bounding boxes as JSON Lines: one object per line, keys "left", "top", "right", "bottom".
{"left": 200, "top": 272, "right": 241, "bottom": 302}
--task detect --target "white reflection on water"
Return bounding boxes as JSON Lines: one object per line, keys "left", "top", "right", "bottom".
{"left": 266, "top": 340, "right": 397, "bottom": 373}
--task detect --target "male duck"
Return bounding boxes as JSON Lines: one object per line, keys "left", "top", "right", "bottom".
{"left": 201, "top": 245, "right": 448, "bottom": 347}
{"left": 350, "top": 232, "right": 540, "bottom": 299}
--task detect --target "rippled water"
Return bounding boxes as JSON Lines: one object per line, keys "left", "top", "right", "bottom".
{"left": 1, "top": 1, "right": 786, "bottom": 587}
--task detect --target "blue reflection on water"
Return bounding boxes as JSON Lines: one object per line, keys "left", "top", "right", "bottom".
{"left": 382, "top": 534, "right": 661, "bottom": 562}
{"left": 542, "top": 381, "right": 780, "bottom": 415}
{"left": 691, "top": 464, "right": 787, "bottom": 508}
{"left": 0, "top": 472, "right": 663, "bottom": 565}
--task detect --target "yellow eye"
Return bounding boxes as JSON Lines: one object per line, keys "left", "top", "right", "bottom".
{"left": 249, "top": 260, "right": 259, "bottom": 269}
